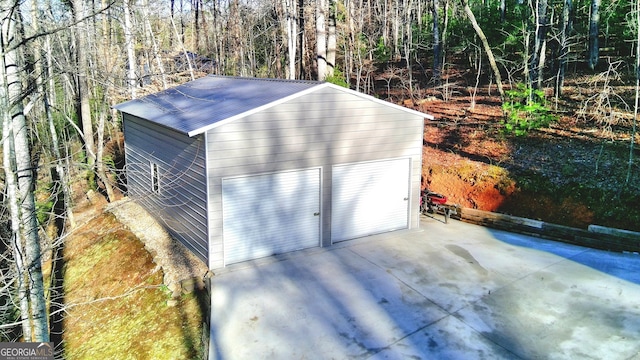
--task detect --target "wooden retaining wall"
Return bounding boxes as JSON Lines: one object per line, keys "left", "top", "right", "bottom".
{"left": 452, "top": 208, "right": 640, "bottom": 253}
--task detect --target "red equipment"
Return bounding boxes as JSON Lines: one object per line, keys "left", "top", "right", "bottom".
{"left": 420, "top": 189, "right": 458, "bottom": 224}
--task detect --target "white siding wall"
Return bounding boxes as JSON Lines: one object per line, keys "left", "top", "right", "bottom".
{"left": 123, "top": 115, "right": 209, "bottom": 262}
{"left": 206, "top": 87, "right": 423, "bottom": 269}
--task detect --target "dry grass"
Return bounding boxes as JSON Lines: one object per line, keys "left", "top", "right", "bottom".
{"left": 60, "top": 212, "right": 206, "bottom": 359}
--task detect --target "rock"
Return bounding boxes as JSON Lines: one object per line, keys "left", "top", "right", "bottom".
{"left": 417, "top": 96, "right": 438, "bottom": 104}
{"left": 181, "top": 277, "right": 206, "bottom": 294}
{"left": 86, "top": 190, "right": 102, "bottom": 205}
{"left": 171, "top": 288, "right": 182, "bottom": 299}
{"left": 167, "top": 281, "right": 180, "bottom": 294}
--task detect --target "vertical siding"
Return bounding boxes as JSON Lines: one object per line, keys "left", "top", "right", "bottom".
{"left": 123, "top": 115, "right": 209, "bottom": 263}
{"left": 206, "top": 87, "right": 424, "bottom": 269}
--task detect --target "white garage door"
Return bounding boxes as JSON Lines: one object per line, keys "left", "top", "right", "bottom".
{"left": 222, "top": 168, "right": 321, "bottom": 265}
{"left": 331, "top": 158, "right": 410, "bottom": 242}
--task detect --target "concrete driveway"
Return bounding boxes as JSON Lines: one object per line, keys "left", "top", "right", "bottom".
{"left": 208, "top": 216, "right": 640, "bottom": 359}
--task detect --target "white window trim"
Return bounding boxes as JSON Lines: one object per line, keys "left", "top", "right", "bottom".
{"left": 150, "top": 162, "right": 160, "bottom": 194}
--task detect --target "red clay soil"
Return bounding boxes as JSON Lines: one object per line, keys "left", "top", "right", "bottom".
{"left": 413, "top": 91, "right": 640, "bottom": 231}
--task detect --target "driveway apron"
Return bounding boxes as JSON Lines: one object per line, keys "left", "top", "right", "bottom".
{"left": 208, "top": 216, "right": 640, "bottom": 359}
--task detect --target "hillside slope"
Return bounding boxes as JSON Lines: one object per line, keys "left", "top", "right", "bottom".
{"left": 415, "top": 86, "right": 640, "bottom": 232}
{"left": 51, "top": 195, "right": 208, "bottom": 359}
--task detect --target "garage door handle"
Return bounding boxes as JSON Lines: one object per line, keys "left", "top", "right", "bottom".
{"left": 314, "top": 212, "right": 320, "bottom": 216}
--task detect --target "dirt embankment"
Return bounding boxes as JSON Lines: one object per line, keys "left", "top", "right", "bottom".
{"left": 415, "top": 93, "right": 640, "bottom": 232}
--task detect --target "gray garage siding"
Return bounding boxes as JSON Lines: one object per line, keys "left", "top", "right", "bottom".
{"left": 206, "top": 87, "right": 423, "bottom": 268}
{"left": 123, "top": 115, "right": 209, "bottom": 262}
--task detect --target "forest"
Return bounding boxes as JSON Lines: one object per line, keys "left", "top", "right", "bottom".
{"left": 1, "top": 0, "right": 639, "bottom": 350}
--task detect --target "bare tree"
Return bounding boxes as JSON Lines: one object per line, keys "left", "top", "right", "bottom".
{"left": 72, "top": 0, "right": 97, "bottom": 188}
{"left": 459, "top": 0, "right": 505, "bottom": 101}
{"left": 123, "top": 0, "right": 138, "bottom": 98}
{"left": 588, "top": 0, "right": 601, "bottom": 70}
{"left": 141, "top": 0, "right": 168, "bottom": 88}
{"left": 432, "top": 0, "right": 442, "bottom": 83}
{"left": 326, "top": 0, "right": 337, "bottom": 77}
{"left": 283, "top": 0, "right": 297, "bottom": 79}
{"left": 30, "top": 0, "right": 75, "bottom": 229}
{"left": 0, "top": 0, "right": 49, "bottom": 341}
{"left": 403, "top": 0, "right": 414, "bottom": 93}
{"left": 316, "top": 0, "right": 328, "bottom": 80}
{"left": 555, "top": 0, "right": 573, "bottom": 97}
{"left": 629, "top": 0, "right": 639, "bottom": 186}
{"left": 529, "top": 0, "right": 549, "bottom": 89}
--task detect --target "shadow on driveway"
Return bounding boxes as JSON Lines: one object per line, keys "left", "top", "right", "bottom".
{"left": 208, "top": 216, "right": 640, "bottom": 359}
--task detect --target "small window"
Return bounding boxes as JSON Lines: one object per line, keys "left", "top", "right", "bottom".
{"left": 151, "top": 162, "right": 160, "bottom": 193}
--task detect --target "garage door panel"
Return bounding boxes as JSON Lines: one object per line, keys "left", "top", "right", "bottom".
{"left": 331, "top": 159, "right": 410, "bottom": 242}
{"left": 223, "top": 168, "right": 321, "bottom": 265}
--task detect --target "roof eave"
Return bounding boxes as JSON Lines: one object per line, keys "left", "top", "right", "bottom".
{"left": 188, "top": 82, "right": 434, "bottom": 137}
{"left": 320, "top": 83, "right": 435, "bottom": 120}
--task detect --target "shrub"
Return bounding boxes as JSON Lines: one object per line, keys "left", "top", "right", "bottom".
{"left": 325, "top": 68, "right": 350, "bottom": 88}
{"left": 502, "top": 84, "right": 557, "bottom": 136}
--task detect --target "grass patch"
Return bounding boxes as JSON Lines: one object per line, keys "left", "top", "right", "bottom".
{"left": 61, "top": 213, "right": 205, "bottom": 359}
{"left": 429, "top": 161, "right": 512, "bottom": 187}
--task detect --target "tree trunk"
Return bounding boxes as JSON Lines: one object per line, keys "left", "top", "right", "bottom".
{"left": 298, "top": 0, "right": 306, "bottom": 78}
{"left": 1, "top": 90, "right": 31, "bottom": 342}
{"left": 404, "top": 0, "right": 413, "bottom": 92}
{"left": 141, "top": 0, "right": 168, "bottom": 88}
{"left": 228, "top": 0, "right": 241, "bottom": 75}
{"left": 327, "top": 0, "right": 337, "bottom": 77}
{"left": 587, "top": 0, "right": 600, "bottom": 70}
{"left": 442, "top": 0, "right": 450, "bottom": 81}
{"left": 12, "top": 34, "right": 49, "bottom": 347}
{"left": 283, "top": 0, "right": 297, "bottom": 79}
{"left": 170, "top": 0, "right": 175, "bottom": 47}
{"left": 171, "top": 15, "right": 196, "bottom": 80}
{"left": 316, "top": 0, "right": 327, "bottom": 80}
{"left": 193, "top": 0, "right": 200, "bottom": 51}
{"left": 529, "top": 0, "right": 548, "bottom": 89}
{"left": 460, "top": 0, "right": 504, "bottom": 101}
{"left": 199, "top": 0, "right": 208, "bottom": 54}
{"left": 0, "top": 3, "right": 49, "bottom": 341}
{"left": 96, "top": 112, "right": 116, "bottom": 202}
{"left": 73, "top": 0, "right": 97, "bottom": 186}
{"left": 123, "top": 0, "right": 137, "bottom": 98}
{"left": 211, "top": 0, "right": 220, "bottom": 73}
{"left": 345, "top": 0, "right": 355, "bottom": 83}
{"left": 432, "top": 0, "right": 442, "bottom": 83}
{"left": 556, "top": 0, "right": 573, "bottom": 97}
{"left": 31, "top": 0, "right": 76, "bottom": 229}
{"left": 382, "top": 0, "right": 389, "bottom": 49}
{"left": 393, "top": 0, "right": 400, "bottom": 58}
{"left": 628, "top": 0, "right": 639, "bottom": 186}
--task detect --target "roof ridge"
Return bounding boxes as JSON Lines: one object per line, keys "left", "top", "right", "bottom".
{"left": 205, "top": 74, "right": 321, "bottom": 85}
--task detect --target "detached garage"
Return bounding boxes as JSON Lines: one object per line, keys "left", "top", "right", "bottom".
{"left": 114, "top": 75, "right": 431, "bottom": 269}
